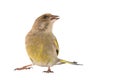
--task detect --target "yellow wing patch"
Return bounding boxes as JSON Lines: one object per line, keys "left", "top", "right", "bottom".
{"left": 54, "top": 39, "right": 59, "bottom": 55}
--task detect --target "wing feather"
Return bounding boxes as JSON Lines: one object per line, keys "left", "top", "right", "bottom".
{"left": 53, "top": 38, "right": 59, "bottom": 55}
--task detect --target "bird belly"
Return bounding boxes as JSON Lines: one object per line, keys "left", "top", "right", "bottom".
{"left": 26, "top": 38, "right": 58, "bottom": 67}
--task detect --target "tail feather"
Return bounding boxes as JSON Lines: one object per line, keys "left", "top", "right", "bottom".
{"left": 56, "top": 59, "right": 83, "bottom": 65}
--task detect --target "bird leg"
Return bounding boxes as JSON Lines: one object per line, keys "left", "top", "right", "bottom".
{"left": 14, "top": 64, "right": 32, "bottom": 70}
{"left": 43, "top": 66, "right": 53, "bottom": 73}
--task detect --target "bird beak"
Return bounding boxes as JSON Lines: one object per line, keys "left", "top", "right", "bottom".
{"left": 51, "top": 15, "right": 59, "bottom": 20}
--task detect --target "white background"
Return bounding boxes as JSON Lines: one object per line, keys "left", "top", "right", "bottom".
{"left": 0, "top": 0, "right": 120, "bottom": 80}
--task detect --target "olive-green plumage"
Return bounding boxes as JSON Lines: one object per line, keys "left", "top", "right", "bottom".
{"left": 14, "top": 13, "right": 81, "bottom": 72}
{"left": 26, "top": 30, "right": 59, "bottom": 67}
{"left": 26, "top": 13, "right": 60, "bottom": 69}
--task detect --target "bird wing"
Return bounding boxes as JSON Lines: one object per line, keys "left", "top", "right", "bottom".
{"left": 53, "top": 38, "right": 59, "bottom": 56}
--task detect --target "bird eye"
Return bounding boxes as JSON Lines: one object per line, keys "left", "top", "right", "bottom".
{"left": 43, "top": 15, "right": 49, "bottom": 19}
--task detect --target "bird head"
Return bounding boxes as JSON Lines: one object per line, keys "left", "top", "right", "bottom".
{"left": 32, "top": 13, "right": 59, "bottom": 32}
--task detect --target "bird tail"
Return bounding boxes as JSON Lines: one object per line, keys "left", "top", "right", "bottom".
{"left": 56, "top": 59, "right": 83, "bottom": 65}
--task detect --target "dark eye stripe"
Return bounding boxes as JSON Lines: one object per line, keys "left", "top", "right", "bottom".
{"left": 43, "top": 15, "right": 49, "bottom": 19}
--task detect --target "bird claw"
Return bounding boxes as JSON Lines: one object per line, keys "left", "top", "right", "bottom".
{"left": 14, "top": 67, "right": 32, "bottom": 70}
{"left": 14, "top": 64, "right": 32, "bottom": 70}
{"left": 43, "top": 70, "right": 54, "bottom": 73}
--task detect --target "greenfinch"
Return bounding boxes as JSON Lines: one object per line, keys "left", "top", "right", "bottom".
{"left": 15, "top": 13, "right": 81, "bottom": 73}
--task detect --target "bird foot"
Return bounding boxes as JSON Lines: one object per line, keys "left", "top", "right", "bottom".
{"left": 43, "top": 70, "right": 54, "bottom": 73}
{"left": 14, "top": 67, "right": 32, "bottom": 70}
{"left": 14, "top": 64, "right": 32, "bottom": 70}
{"left": 43, "top": 67, "right": 54, "bottom": 73}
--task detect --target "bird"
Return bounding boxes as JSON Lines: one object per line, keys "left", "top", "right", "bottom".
{"left": 14, "top": 13, "right": 82, "bottom": 73}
